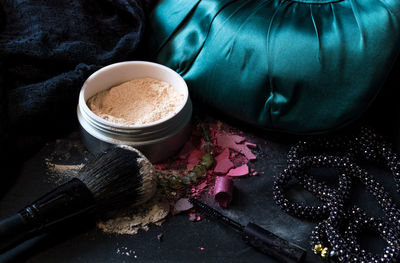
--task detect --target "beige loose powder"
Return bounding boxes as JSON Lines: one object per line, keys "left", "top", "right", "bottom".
{"left": 87, "top": 78, "right": 184, "bottom": 125}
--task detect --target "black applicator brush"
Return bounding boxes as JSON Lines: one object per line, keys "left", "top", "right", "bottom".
{"left": 189, "top": 198, "right": 306, "bottom": 263}
{"left": 0, "top": 145, "right": 158, "bottom": 252}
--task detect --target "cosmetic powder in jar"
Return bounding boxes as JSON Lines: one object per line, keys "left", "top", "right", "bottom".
{"left": 77, "top": 61, "right": 192, "bottom": 163}
{"left": 87, "top": 78, "right": 185, "bottom": 126}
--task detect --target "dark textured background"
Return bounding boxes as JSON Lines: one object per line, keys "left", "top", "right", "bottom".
{"left": 0, "top": 113, "right": 399, "bottom": 263}
{"left": 0, "top": 0, "right": 151, "bottom": 197}
{"left": 1, "top": 0, "right": 400, "bottom": 262}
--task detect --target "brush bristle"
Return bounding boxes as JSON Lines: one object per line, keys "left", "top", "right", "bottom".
{"left": 77, "top": 146, "right": 157, "bottom": 208}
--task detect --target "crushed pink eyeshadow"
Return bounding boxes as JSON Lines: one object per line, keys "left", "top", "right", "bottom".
{"left": 155, "top": 119, "right": 259, "bottom": 218}
{"left": 231, "top": 134, "right": 246, "bottom": 143}
{"left": 214, "top": 149, "right": 234, "bottom": 174}
{"left": 227, "top": 164, "right": 249, "bottom": 177}
{"left": 173, "top": 198, "right": 193, "bottom": 215}
{"left": 216, "top": 132, "right": 257, "bottom": 160}
{"left": 245, "top": 142, "right": 257, "bottom": 149}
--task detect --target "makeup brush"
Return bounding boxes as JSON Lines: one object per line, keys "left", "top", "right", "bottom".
{"left": 0, "top": 145, "right": 158, "bottom": 253}
{"left": 189, "top": 198, "right": 306, "bottom": 263}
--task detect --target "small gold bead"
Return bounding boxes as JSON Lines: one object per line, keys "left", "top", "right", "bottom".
{"left": 321, "top": 247, "right": 329, "bottom": 259}
{"left": 313, "top": 244, "right": 323, "bottom": 254}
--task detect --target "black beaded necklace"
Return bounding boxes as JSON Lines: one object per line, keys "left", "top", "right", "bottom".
{"left": 273, "top": 127, "right": 400, "bottom": 262}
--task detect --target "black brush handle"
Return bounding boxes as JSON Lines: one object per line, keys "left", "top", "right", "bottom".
{"left": 243, "top": 222, "right": 306, "bottom": 263}
{"left": 0, "top": 178, "right": 95, "bottom": 253}
{"left": 0, "top": 213, "right": 30, "bottom": 252}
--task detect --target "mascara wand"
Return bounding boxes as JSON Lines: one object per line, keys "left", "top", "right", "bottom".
{"left": 189, "top": 198, "right": 306, "bottom": 263}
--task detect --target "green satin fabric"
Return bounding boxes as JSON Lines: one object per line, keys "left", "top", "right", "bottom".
{"left": 150, "top": 0, "right": 400, "bottom": 134}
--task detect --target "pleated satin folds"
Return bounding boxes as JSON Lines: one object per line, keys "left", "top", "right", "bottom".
{"left": 150, "top": 0, "right": 400, "bottom": 134}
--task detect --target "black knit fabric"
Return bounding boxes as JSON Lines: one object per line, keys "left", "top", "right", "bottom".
{"left": 0, "top": 0, "right": 151, "bottom": 189}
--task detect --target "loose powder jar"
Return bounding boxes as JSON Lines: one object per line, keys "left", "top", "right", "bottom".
{"left": 87, "top": 78, "right": 185, "bottom": 126}
{"left": 77, "top": 61, "right": 192, "bottom": 163}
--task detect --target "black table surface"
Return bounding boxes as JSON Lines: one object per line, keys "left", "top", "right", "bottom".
{"left": 0, "top": 117, "right": 399, "bottom": 263}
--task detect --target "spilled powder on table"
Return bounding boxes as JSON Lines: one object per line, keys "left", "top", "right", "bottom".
{"left": 44, "top": 137, "right": 88, "bottom": 184}
{"left": 45, "top": 158, "right": 171, "bottom": 235}
{"left": 95, "top": 119, "right": 260, "bottom": 234}
{"left": 97, "top": 193, "right": 170, "bottom": 235}
{"left": 116, "top": 247, "right": 138, "bottom": 258}
{"left": 44, "top": 158, "right": 84, "bottom": 184}
{"left": 44, "top": 119, "right": 260, "bottom": 236}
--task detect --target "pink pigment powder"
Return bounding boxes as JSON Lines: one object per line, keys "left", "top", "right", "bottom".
{"left": 87, "top": 78, "right": 184, "bottom": 125}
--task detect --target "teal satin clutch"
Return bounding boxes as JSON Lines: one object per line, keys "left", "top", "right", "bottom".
{"left": 149, "top": 0, "right": 400, "bottom": 134}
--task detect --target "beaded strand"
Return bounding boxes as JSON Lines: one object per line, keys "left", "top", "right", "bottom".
{"left": 273, "top": 127, "right": 400, "bottom": 262}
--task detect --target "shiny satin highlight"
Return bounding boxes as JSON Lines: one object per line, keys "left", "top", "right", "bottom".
{"left": 150, "top": 0, "right": 400, "bottom": 134}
